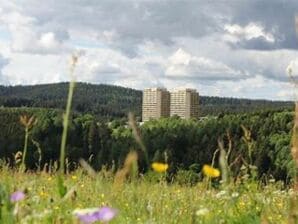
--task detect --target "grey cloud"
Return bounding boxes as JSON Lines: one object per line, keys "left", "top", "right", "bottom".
{"left": 0, "top": 55, "right": 8, "bottom": 67}
{"left": 15, "top": 0, "right": 228, "bottom": 55}
{"left": 92, "top": 64, "right": 121, "bottom": 75}
{"left": 5, "top": 0, "right": 298, "bottom": 53}
{"left": 0, "top": 54, "right": 9, "bottom": 84}
{"left": 228, "top": 36, "right": 277, "bottom": 50}
{"left": 228, "top": 0, "right": 298, "bottom": 50}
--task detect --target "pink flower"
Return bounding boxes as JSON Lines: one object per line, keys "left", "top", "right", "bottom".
{"left": 10, "top": 191, "right": 25, "bottom": 202}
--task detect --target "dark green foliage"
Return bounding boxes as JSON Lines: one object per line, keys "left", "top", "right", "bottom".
{"left": 199, "top": 96, "right": 293, "bottom": 116}
{"left": 140, "top": 111, "right": 295, "bottom": 182}
{"left": 175, "top": 169, "right": 200, "bottom": 186}
{"left": 0, "top": 183, "right": 14, "bottom": 223}
{"left": 0, "top": 107, "right": 295, "bottom": 182}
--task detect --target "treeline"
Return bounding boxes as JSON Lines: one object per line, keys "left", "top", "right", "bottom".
{"left": 0, "top": 83, "right": 142, "bottom": 120}
{"left": 200, "top": 96, "right": 293, "bottom": 116}
{"left": 0, "top": 83, "right": 293, "bottom": 119}
{"left": 0, "top": 107, "right": 294, "bottom": 182}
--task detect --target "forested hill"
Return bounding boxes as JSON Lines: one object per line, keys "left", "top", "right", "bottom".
{"left": 0, "top": 82, "right": 294, "bottom": 119}
{"left": 0, "top": 83, "right": 142, "bottom": 119}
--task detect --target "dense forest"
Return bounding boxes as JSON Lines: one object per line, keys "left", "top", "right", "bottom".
{"left": 0, "top": 107, "right": 294, "bottom": 183}
{"left": 0, "top": 83, "right": 141, "bottom": 120}
{"left": 0, "top": 83, "right": 293, "bottom": 119}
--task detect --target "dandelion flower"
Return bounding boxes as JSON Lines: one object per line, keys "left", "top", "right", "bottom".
{"left": 73, "top": 206, "right": 117, "bottom": 224}
{"left": 202, "top": 165, "right": 220, "bottom": 178}
{"left": 151, "top": 162, "right": 169, "bottom": 173}
{"left": 10, "top": 191, "right": 25, "bottom": 202}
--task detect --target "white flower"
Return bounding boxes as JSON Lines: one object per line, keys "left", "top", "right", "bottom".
{"left": 196, "top": 208, "right": 209, "bottom": 216}
{"left": 231, "top": 192, "right": 239, "bottom": 198}
{"left": 215, "top": 190, "right": 227, "bottom": 198}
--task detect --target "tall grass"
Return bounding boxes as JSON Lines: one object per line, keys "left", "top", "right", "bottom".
{"left": 19, "top": 115, "right": 36, "bottom": 172}
{"left": 59, "top": 55, "right": 78, "bottom": 174}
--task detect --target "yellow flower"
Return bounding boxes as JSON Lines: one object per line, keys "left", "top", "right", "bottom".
{"left": 71, "top": 175, "right": 77, "bottom": 180}
{"left": 151, "top": 162, "right": 169, "bottom": 173}
{"left": 39, "top": 191, "right": 48, "bottom": 198}
{"left": 202, "top": 165, "right": 220, "bottom": 178}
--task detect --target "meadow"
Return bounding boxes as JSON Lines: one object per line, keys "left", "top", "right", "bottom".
{"left": 0, "top": 167, "right": 293, "bottom": 224}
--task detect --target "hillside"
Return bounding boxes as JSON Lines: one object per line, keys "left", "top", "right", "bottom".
{"left": 0, "top": 82, "right": 294, "bottom": 119}
{"left": 0, "top": 83, "right": 142, "bottom": 119}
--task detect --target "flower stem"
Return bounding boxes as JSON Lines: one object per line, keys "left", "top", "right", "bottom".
{"left": 59, "top": 55, "right": 77, "bottom": 174}
{"left": 21, "top": 127, "right": 29, "bottom": 172}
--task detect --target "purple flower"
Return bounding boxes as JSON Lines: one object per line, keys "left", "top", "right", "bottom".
{"left": 10, "top": 191, "right": 25, "bottom": 202}
{"left": 73, "top": 206, "right": 117, "bottom": 223}
{"left": 97, "top": 207, "right": 118, "bottom": 222}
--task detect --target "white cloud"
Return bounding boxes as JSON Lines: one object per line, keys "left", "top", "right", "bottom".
{"left": 0, "top": 3, "right": 70, "bottom": 55}
{"left": 39, "top": 32, "right": 63, "bottom": 50}
{"left": 224, "top": 23, "right": 275, "bottom": 43}
{"left": 2, "top": 53, "right": 68, "bottom": 85}
{"left": 9, "top": 27, "right": 70, "bottom": 54}
{"left": 165, "top": 48, "right": 243, "bottom": 80}
{"left": 210, "top": 75, "right": 290, "bottom": 100}
{"left": 168, "top": 48, "right": 191, "bottom": 65}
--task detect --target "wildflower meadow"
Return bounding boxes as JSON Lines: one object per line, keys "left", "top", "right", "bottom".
{"left": 0, "top": 166, "right": 294, "bottom": 224}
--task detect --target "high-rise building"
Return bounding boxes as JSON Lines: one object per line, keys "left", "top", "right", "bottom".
{"left": 170, "top": 88, "right": 199, "bottom": 119}
{"left": 142, "top": 88, "right": 170, "bottom": 121}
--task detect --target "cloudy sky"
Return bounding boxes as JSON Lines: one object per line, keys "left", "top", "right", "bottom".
{"left": 0, "top": 0, "right": 298, "bottom": 100}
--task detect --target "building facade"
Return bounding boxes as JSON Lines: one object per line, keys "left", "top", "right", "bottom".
{"left": 170, "top": 88, "right": 199, "bottom": 119}
{"left": 142, "top": 88, "right": 170, "bottom": 121}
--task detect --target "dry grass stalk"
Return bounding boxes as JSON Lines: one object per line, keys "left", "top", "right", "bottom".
{"left": 128, "top": 113, "right": 146, "bottom": 153}
{"left": 19, "top": 115, "right": 37, "bottom": 172}
{"left": 128, "top": 112, "right": 149, "bottom": 166}
{"left": 20, "top": 115, "right": 37, "bottom": 129}
{"left": 218, "top": 138, "right": 229, "bottom": 185}
{"left": 287, "top": 18, "right": 298, "bottom": 221}
{"left": 79, "top": 159, "right": 97, "bottom": 179}
{"left": 289, "top": 102, "right": 298, "bottom": 224}
{"left": 113, "top": 151, "right": 138, "bottom": 188}
{"left": 241, "top": 125, "right": 254, "bottom": 165}
{"left": 292, "top": 102, "right": 298, "bottom": 189}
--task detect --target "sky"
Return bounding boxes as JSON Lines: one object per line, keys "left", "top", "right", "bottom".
{"left": 0, "top": 0, "right": 298, "bottom": 100}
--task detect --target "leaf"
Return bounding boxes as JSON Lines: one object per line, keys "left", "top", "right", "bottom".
{"left": 57, "top": 176, "right": 67, "bottom": 198}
